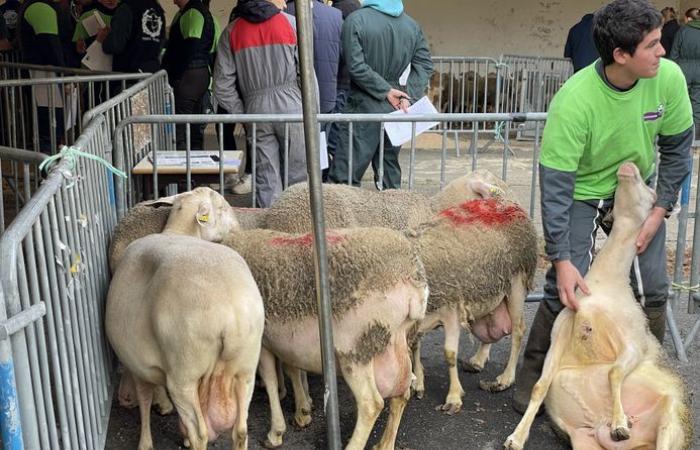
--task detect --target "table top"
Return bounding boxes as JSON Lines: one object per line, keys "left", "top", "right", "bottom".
{"left": 132, "top": 150, "right": 243, "bottom": 175}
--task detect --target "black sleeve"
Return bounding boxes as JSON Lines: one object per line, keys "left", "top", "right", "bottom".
{"left": 564, "top": 28, "right": 574, "bottom": 58}
{"left": 656, "top": 126, "right": 693, "bottom": 211}
{"left": 0, "top": 15, "right": 8, "bottom": 40}
{"left": 539, "top": 164, "right": 577, "bottom": 261}
{"left": 102, "top": 5, "right": 132, "bottom": 55}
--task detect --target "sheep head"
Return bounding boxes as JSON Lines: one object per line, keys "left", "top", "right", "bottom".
{"left": 155, "top": 187, "right": 240, "bottom": 242}
{"left": 613, "top": 162, "right": 656, "bottom": 226}
{"left": 432, "top": 169, "right": 511, "bottom": 212}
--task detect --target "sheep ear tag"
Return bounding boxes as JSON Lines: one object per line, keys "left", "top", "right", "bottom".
{"left": 469, "top": 180, "right": 503, "bottom": 199}
{"left": 196, "top": 203, "right": 212, "bottom": 227}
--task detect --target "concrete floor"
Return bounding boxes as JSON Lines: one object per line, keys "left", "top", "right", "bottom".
{"left": 105, "top": 133, "right": 700, "bottom": 449}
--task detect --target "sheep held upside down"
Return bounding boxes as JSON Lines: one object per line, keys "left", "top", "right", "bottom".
{"left": 504, "top": 162, "right": 691, "bottom": 450}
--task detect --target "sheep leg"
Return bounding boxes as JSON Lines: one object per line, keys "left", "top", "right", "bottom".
{"left": 372, "top": 387, "right": 411, "bottom": 450}
{"left": 153, "top": 385, "right": 174, "bottom": 415}
{"left": 412, "top": 338, "right": 425, "bottom": 399}
{"left": 283, "top": 364, "right": 313, "bottom": 428}
{"left": 655, "top": 395, "right": 687, "bottom": 450}
{"left": 275, "top": 358, "right": 287, "bottom": 400}
{"left": 438, "top": 312, "right": 464, "bottom": 415}
{"left": 341, "top": 359, "right": 384, "bottom": 450}
{"left": 462, "top": 343, "right": 490, "bottom": 373}
{"left": 232, "top": 371, "right": 256, "bottom": 450}
{"left": 166, "top": 381, "right": 208, "bottom": 450}
{"left": 504, "top": 312, "right": 571, "bottom": 450}
{"left": 301, "top": 370, "right": 312, "bottom": 408}
{"left": 259, "top": 348, "right": 287, "bottom": 448}
{"left": 481, "top": 274, "right": 527, "bottom": 392}
{"left": 608, "top": 350, "right": 639, "bottom": 442}
{"left": 134, "top": 378, "right": 155, "bottom": 450}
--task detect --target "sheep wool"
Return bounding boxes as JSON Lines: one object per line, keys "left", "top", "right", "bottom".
{"left": 222, "top": 227, "right": 426, "bottom": 322}
{"left": 410, "top": 198, "right": 537, "bottom": 317}
{"left": 337, "top": 321, "right": 392, "bottom": 365}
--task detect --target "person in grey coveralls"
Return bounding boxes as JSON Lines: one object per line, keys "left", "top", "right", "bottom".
{"left": 213, "top": 0, "right": 306, "bottom": 207}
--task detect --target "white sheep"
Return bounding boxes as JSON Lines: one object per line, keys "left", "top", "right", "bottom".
{"left": 105, "top": 188, "right": 265, "bottom": 450}
{"left": 504, "top": 162, "right": 691, "bottom": 450}
{"left": 220, "top": 226, "right": 429, "bottom": 450}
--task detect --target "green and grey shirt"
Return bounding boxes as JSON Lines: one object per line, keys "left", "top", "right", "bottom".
{"left": 161, "top": 0, "right": 214, "bottom": 82}
{"left": 539, "top": 58, "right": 693, "bottom": 260}
{"left": 18, "top": 0, "right": 64, "bottom": 66}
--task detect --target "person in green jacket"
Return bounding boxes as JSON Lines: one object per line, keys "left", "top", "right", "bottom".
{"left": 671, "top": 12, "right": 700, "bottom": 130}
{"left": 328, "top": 0, "right": 432, "bottom": 189}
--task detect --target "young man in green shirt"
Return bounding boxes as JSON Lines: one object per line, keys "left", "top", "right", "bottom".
{"left": 512, "top": 0, "right": 694, "bottom": 414}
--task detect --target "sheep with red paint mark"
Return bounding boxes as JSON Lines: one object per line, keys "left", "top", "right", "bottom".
{"left": 406, "top": 197, "right": 538, "bottom": 414}
{"left": 220, "top": 226, "right": 429, "bottom": 450}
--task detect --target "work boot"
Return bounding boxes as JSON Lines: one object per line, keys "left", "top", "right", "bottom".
{"left": 512, "top": 302, "right": 558, "bottom": 415}
{"left": 643, "top": 303, "right": 666, "bottom": 345}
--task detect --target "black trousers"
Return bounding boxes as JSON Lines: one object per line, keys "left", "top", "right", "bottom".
{"left": 173, "top": 67, "right": 210, "bottom": 150}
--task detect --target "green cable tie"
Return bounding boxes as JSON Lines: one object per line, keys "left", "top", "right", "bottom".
{"left": 39, "top": 145, "right": 127, "bottom": 179}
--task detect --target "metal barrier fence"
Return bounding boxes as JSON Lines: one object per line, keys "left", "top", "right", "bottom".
{"left": 0, "top": 49, "right": 21, "bottom": 65}
{"left": 0, "top": 115, "right": 118, "bottom": 449}
{"left": 0, "top": 66, "right": 150, "bottom": 153}
{"left": 0, "top": 146, "right": 48, "bottom": 233}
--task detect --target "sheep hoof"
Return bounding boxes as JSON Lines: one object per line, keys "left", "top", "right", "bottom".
{"left": 503, "top": 435, "right": 523, "bottom": 450}
{"left": 479, "top": 379, "right": 511, "bottom": 393}
{"left": 293, "top": 413, "right": 312, "bottom": 429}
{"left": 262, "top": 437, "right": 283, "bottom": 449}
{"left": 610, "top": 425, "right": 631, "bottom": 441}
{"left": 435, "top": 402, "right": 462, "bottom": 415}
{"left": 460, "top": 359, "right": 484, "bottom": 373}
{"left": 414, "top": 388, "right": 425, "bottom": 399}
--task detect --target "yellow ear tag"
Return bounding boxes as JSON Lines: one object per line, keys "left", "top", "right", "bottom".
{"left": 196, "top": 213, "right": 209, "bottom": 225}
{"left": 489, "top": 186, "right": 503, "bottom": 197}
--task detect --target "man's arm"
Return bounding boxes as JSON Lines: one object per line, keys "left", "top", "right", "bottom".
{"left": 406, "top": 25, "right": 433, "bottom": 101}
{"left": 212, "top": 23, "right": 244, "bottom": 114}
{"left": 23, "top": 2, "right": 65, "bottom": 66}
{"left": 341, "top": 17, "right": 391, "bottom": 100}
{"left": 101, "top": 5, "right": 132, "bottom": 55}
{"left": 656, "top": 126, "right": 693, "bottom": 212}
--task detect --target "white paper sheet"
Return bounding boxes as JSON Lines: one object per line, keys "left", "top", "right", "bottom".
{"left": 63, "top": 86, "right": 78, "bottom": 130}
{"left": 149, "top": 151, "right": 241, "bottom": 168}
{"left": 81, "top": 41, "right": 112, "bottom": 71}
{"left": 319, "top": 130, "right": 328, "bottom": 170}
{"left": 399, "top": 64, "right": 411, "bottom": 87}
{"left": 384, "top": 96, "right": 439, "bottom": 147}
{"left": 81, "top": 10, "right": 106, "bottom": 37}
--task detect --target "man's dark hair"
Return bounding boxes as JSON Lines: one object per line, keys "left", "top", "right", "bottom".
{"left": 593, "top": 0, "right": 662, "bottom": 65}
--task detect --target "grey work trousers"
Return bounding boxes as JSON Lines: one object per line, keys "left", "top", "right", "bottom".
{"left": 543, "top": 198, "right": 669, "bottom": 313}
{"left": 247, "top": 121, "right": 306, "bottom": 208}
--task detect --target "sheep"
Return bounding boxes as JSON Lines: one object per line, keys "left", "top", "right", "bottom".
{"left": 109, "top": 201, "right": 265, "bottom": 272}
{"left": 408, "top": 196, "right": 538, "bottom": 414}
{"left": 105, "top": 187, "right": 265, "bottom": 450}
{"left": 265, "top": 170, "right": 534, "bottom": 415}
{"left": 504, "top": 162, "right": 691, "bottom": 450}
{"left": 220, "top": 226, "right": 429, "bottom": 450}
{"left": 264, "top": 169, "right": 511, "bottom": 233}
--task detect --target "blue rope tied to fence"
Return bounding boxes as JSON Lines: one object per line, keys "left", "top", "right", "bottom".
{"left": 493, "top": 121, "right": 506, "bottom": 142}
{"left": 39, "top": 145, "right": 127, "bottom": 179}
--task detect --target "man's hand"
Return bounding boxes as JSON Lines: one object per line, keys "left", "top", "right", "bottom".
{"left": 554, "top": 259, "right": 590, "bottom": 311}
{"left": 95, "top": 27, "right": 111, "bottom": 43}
{"left": 386, "top": 88, "right": 410, "bottom": 112}
{"left": 0, "top": 39, "right": 12, "bottom": 51}
{"left": 636, "top": 206, "right": 666, "bottom": 254}
{"left": 76, "top": 39, "right": 86, "bottom": 54}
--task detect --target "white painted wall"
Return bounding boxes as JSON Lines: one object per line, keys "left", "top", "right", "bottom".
{"left": 159, "top": 0, "right": 677, "bottom": 58}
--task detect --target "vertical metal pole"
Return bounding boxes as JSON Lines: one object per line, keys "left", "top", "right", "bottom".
{"left": 293, "top": 1, "right": 341, "bottom": 448}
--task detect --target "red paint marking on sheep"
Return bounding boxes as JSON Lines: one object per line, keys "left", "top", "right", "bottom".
{"left": 270, "top": 232, "right": 346, "bottom": 247}
{"left": 439, "top": 198, "right": 527, "bottom": 227}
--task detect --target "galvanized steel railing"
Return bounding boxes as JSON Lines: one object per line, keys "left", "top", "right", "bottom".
{"left": 0, "top": 116, "right": 117, "bottom": 449}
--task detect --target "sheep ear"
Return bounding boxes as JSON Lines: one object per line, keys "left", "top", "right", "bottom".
{"left": 141, "top": 195, "right": 177, "bottom": 208}
{"left": 196, "top": 201, "right": 212, "bottom": 226}
{"left": 468, "top": 180, "right": 503, "bottom": 198}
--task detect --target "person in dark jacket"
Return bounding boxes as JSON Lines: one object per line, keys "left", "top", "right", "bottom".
{"left": 0, "top": 0, "right": 20, "bottom": 44}
{"left": 331, "top": 0, "right": 360, "bottom": 19}
{"left": 285, "top": 0, "right": 342, "bottom": 115}
{"left": 564, "top": 13, "right": 598, "bottom": 72}
{"left": 0, "top": 12, "right": 12, "bottom": 50}
{"left": 213, "top": 0, "right": 307, "bottom": 207}
{"left": 18, "top": 0, "right": 67, "bottom": 153}
{"left": 162, "top": 0, "right": 214, "bottom": 150}
{"left": 96, "top": 0, "right": 165, "bottom": 74}
{"left": 671, "top": 11, "right": 700, "bottom": 127}
{"left": 328, "top": 0, "right": 432, "bottom": 190}
{"left": 660, "top": 6, "right": 680, "bottom": 55}
{"left": 73, "top": 0, "right": 117, "bottom": 56}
